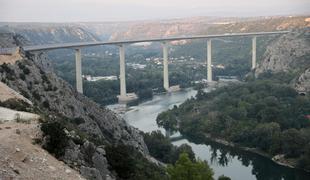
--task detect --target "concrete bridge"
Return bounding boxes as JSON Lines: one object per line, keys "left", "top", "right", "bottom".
{"left": 22, "top": 31, "right": 289, "bottom": 101}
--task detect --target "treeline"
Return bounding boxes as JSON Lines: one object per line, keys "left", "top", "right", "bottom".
{"left": 157, "top": 73, "right": 310, "bottom": 171}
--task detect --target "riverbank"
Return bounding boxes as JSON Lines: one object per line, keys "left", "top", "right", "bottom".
{"left": 193, "top": 133, "right": 309, "bottom": 173}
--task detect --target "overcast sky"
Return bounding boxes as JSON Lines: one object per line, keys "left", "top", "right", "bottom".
{"left": 0, "top": 0, "right": 309, "bottom": 22}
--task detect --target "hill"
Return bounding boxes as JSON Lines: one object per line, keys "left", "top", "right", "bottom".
{"left": 0, "top": 32, "right": 167, "bottom": 179}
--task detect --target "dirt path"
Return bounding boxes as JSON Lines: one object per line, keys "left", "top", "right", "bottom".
{"left": 0, "top": 121, "right": 85, "bottom": 180}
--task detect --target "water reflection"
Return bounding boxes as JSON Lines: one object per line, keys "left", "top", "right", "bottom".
{"left": 111, "top": 88, "right": 310, "bottom": 180}
{"left": 176, "top": 137, "right": 310, "bottom": 180}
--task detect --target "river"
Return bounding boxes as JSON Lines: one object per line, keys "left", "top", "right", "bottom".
{"left": 108, "top": 88, "right": 310, "bottom": 180}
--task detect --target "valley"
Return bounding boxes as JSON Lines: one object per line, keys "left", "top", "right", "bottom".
{"left": 0, "top": 14, "right": 309, "bottom": 180}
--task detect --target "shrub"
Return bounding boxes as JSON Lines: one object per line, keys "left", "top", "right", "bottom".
{"left": 41, "top": 121, "right": 69, "bottom": 158}
{"left": 19, "top": 73, "right": 26, "bottom": 80}
{"left": 22, "top": 67, "right": 30, "bottom": 75}
{"left": 32, "top": 91, "right": 41, "bottom": 100}
{"left": 42, "top": 100, "right": 50, "bottom": 109}
{"left": 218, "top": 175, "right": 231, "bottom": 180}
{"left": 72, "top": 117, "right": 85, "bottom": 125}
{"left": 0, "top": 98, "right": 31, "bottom": 112}
{"left": 106, "top": 144, "right": 168, "bottom": 180}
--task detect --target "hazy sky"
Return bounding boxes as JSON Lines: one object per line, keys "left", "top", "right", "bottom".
{"left": 0, "top": 0, "right": 309, "bottom": 22}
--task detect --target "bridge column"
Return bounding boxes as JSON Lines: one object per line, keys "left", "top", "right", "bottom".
{"left": 119, "top": 44, "right": 127, "bottom": 98}
{"left": 207, "top": 39, "right": 212, "bottom": 82}
{"left": 75, "top": 48, "right": 83, "bottom": 93}
{"left": 162, "top": 42, "right": 169, "bottom": 91}
{"left": 252, "top": 36, "right": 257, "bottom": 70}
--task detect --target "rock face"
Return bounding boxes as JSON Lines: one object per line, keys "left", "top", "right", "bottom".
{"left": 295, "top": 68, "right": 310, "bottom": 92}
{"left": 255, "top": 28, "right": 310, "bottom": 92}
{"left": 0, "top": 33, "right": 149, "bottom": 179}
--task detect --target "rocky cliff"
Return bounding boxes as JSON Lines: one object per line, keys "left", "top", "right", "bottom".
{"left": 0, "top": 33, "right": 151, "bottom": 179}
{"left": 255, "top": 28, "right": 310, "bottom": 92}
{"left": 0, "top": 24, "right": 100, "bottom": 45}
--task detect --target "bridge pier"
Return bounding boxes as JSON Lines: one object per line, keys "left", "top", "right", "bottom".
{"left": 252, "top": 36, "right": 257, "bottom": 70}
{"left": 118, "top": 44, "right": 127, "bottom": 101}
{"left": 162, "top": 42, "right": 170, "bottom": 91}
{"left": 75, "top": 48, "right": 83, "bottom": 93}
{"left": 207, "top": 39, "right": 212, "bottom": 82}
{"left": 117, "top": 44, "right": 138, "bottom": 102}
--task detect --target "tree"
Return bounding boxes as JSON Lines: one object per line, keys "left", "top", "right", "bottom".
{"left": 167, "top": 153, "right": 214, "bottom": 180}
{"left": 143, "top": 131, "right": 173, "bottom": 163}
{"left": 156, "top": 111, "right": 178, "bottom": 131}
{"left": 143, "top": 131, "right": 195, "bottom": 164}
{"left": 218, "top": 175, "right": 231, "bottom": 180}
{"left": 282, "top": 128, "right": 306, "bottom": 158}
{"left": 252, "top": 122, "right": 281, "bottom": 152}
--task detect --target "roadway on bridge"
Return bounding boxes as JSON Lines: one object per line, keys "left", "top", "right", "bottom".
{"left": 22, "top": 31, "right": 289, "bottom": 52}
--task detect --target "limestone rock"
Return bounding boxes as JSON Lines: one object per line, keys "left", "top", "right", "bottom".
{"left": 255, "top": 28, "right": 310, "bottom": 92}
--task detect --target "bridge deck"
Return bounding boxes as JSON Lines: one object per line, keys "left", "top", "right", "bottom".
{"left": 23, "top": 31, "right": 289, "bottom": 52}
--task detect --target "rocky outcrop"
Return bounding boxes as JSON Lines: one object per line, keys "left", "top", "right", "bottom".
{"left": 0, "top": 33, "right": 150, "bottom": 179}
{"left": 295, "top": 68, "right": 310, "bottom": 92}
{"left": 255, "top": 28, "right": 310, "bottom": 75}
{"left": 0, "top": 25, "right": 100, "bottom": 45}
{"left": 255, "top": 28, "right": 310, "bottom": 91}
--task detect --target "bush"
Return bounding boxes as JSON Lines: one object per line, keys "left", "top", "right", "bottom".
{"left": 0, "top": 98, "right": 31, "bottom": 112}
{"left": 19, "top": 73, "right": 26, "bottom": 80}
{"left": 32, "top": 91, "right": 41, "bottom": 100}
{"left": 41, "top": 121, "right": 69, "bottom": 158}
{"left": 105, "top": 144, "right": 168, "bottom": 180}
{"left": 22, "top": 67, "right": 30, "bottom": 75}
{"left": 218, "top": 175, "right": 231, "bottom": 180}
{"left": 72, "top": 117, "right": 85, "bottom": 125}
{"left": 42, "top": 100, "right": 50, "bottom": 109}
{"left": 143, "top": 131, "right": 195, "bottom": 164}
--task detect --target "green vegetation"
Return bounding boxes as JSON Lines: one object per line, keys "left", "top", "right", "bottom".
{"left": 218, "top": 175, "right": 231, "bottom": 180}
{"left": 157, "top": 73, "right": 310, "bottom": 171}
{"left": 105, "top": 144, "right": 168, "bottom": 180}
{"left": 39, "top": 114, "right": 171, "bottom": 179}
{"left": 167, "top": 152, "right": 214, "bottom": 180}
{"left": 143, "top": 130, "right": 195, "bottom": 164}
{"left": 0, "top": 98, "right": 33, "bottom": 112}
{"left": 41, "top": 120, "right": 69, "bottom": 158}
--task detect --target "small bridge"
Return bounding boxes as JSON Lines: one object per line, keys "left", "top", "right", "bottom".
{"left": 22, "top": 31, "right": 289, "bottom": 101}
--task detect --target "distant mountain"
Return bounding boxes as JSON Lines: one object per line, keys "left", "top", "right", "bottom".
{"left": 1, "top": 16, "right": 309, "bottom": 45}
{"left": 0, "top": 23, "right": 100, "bottom": 45}
{"left": 94, "top": 16, "right": 310, "bottom": 41}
